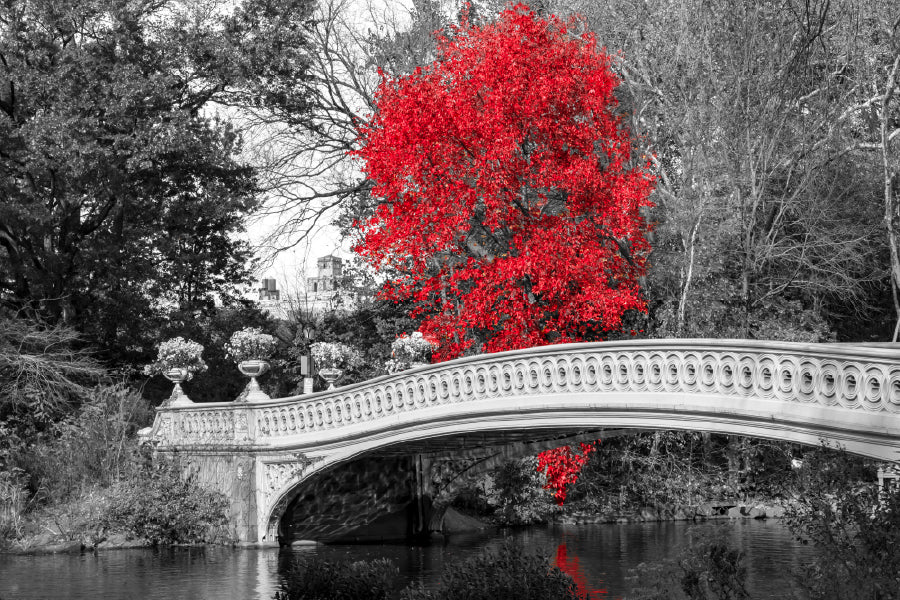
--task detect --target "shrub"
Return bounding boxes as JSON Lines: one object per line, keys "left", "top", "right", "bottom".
{"left": 784, "top": 447, "right": 900, "bottom": 600}
{"left": 101, "top": 457, "right": 228, "bottom": 545}
{"left": 401, "top": 542, "right": 590, "bottom": 600}
{"left": 274, "top": 556, "right": 397, "bottom": 600}
{"left": 0, "top": 315, "right": 105, "bottom": 427}
{"left": 0, "top": 467, "right": 29, "bottom": 543}
{"left": 489, "top": 457, "right": 557, "bottom": 525}
{"left": 11, "top": 383, "right": 152, "bottom": 504}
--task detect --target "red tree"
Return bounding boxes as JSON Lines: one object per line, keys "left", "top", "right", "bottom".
{"left": 353, "top": 4, "right": 654, "bottom": 361}
{"left": 537, "top": 442, "right": 597, "bottom": 505}
{"left": 353, "top": 5, "right": 654, "bottom": 501}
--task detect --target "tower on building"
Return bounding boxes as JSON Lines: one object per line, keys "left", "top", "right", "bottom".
{"left": 308, "top": 255, "right": 343, "bottom": 295}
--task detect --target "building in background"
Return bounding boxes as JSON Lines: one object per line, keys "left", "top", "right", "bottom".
{"left": 257, "top": 278, "right": 288, "bottom": 319}
{"left": 258, "top": 278, "right": 280, "bottom": 301}
{"left": 256, "top": 254, "right": 359, "bottom": 320}
{"left": 307, "top": 254, "right": 343, "bottom": 297}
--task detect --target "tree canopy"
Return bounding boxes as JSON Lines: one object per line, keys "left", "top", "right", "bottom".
{"left": 0, "top": 0, "right": 314, "bottom": 359}
{"left": 353, "top": 4, "right": 654, "bottom": 360}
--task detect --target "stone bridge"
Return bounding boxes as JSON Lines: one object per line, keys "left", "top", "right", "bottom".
{"left": 145, "top": 339, "right": 900, "bottom": 544}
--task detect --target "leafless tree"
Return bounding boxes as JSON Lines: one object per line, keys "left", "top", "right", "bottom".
{"left": 237, "top": 0, "right": 450, "bottom": 261}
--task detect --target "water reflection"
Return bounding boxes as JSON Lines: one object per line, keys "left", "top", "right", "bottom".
{"left": 0, "top": 521, "right": 812, "bottom": 600}
{"left": 555, "top": 543, "right": 609, "bottom": 598}
{"left": 0, "top": 546, "right": 281, "bottom": 600}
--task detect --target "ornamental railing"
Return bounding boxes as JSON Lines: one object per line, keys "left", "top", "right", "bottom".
{"left": 147, "top": 339, "right": 900, "bottom": 450}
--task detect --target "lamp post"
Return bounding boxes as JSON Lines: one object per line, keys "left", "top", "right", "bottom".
{"left": 301, "top": 324, "right": 315, "bottom": 394}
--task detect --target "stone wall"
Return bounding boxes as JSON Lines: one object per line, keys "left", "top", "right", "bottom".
{"left": 167, "top": 451, "right": 258, "bottom": 542}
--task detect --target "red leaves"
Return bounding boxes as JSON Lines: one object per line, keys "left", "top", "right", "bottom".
{"left": 537, "top": 442, "right": 598, "bottom": 505}
{"left": 353, "top": 4, "right": 654, "bottom": 361}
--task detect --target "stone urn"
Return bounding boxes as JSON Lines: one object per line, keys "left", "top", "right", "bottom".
{"left": 318, "top": 367, "right": 343, "bottom": 390}
{"left": 237, "top": 359, "right": 272, "bottom": 402}
{"left": 163, "top": 367, "right": 193, "bottom": 406}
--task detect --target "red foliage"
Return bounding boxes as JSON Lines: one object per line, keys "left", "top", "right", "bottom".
{"left": 353, "top": 4, "right": 655, "bottom": 361}
{"left": 537, "top": 442, "right": 597, "bottom": 505}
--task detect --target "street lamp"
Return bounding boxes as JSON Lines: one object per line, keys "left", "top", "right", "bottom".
{"left": 301, "top": 323, "right": 315, "bottom": 394}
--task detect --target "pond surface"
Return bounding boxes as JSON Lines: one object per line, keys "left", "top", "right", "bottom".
{"left": 0, "top": 520, "right": 812, "bottom": 600}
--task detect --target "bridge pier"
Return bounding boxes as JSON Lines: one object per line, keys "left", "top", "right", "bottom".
{"left": 160, "top": 451, "right": 261, "bottom": 543}
{"left": 411, "top": 454, "right": 437, "bottom": 539}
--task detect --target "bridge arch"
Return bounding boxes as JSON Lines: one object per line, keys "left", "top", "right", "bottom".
{"left": 149, "top": 339, "right": 900, "bottom": 543}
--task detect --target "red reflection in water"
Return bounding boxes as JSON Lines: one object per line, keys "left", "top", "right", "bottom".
{"left": 554, "top": 543, "right": 609, "bottom": 598}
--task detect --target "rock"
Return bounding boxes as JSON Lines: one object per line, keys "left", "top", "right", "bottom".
{"left": 749, "top": 505, "right": 766, "bottom": 519}
{"left": 768, "top": 505, "right": 786, "bottom": 518}
{"left": 639, "top": 507, "right": 659, "bottom": 521}
{"left": 22, "top": 540, "right": 82, "bottom": 555}
{"left": 727, "top": 506, "right": 743, "bottom": 519}
{"left": 29, "top": 533, "right": 55, "bottom": 547}
{"left": 442, "top": 507, "right": 488, "bottom": 533}
{"left": 97, "top": 533, "right": 150, "bottom": 549}
{"left": 695, "top": 504, "right": 714, "bottom": 518}
{"left": 672, "top": 508, "right": 689, "bottom": 521}
{"left": 234, "top": 540, "right": 279, "bottom": 548}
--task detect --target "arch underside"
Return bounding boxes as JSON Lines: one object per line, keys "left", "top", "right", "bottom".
{"left": 262, "top": 393, "right": 900, "bottom": 542}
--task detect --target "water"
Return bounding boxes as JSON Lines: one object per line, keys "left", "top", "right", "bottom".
{"left": 0, "top": 520, "right": 812, "bottom": 600}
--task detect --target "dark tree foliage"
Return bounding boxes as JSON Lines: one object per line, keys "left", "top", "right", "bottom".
{"left": 0, "top": 0, "right": 315, "bottom": 361}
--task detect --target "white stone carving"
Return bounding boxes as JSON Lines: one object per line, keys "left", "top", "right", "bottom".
{"left": 264, "top": 463, "right": 295, "bottom": 502}
{"left": 262, "top": 454, "right": 323, "bottom": 504}
{"left": 244, "top": 342, "right": 900, "bottom": 439}
{"left": 152, "top": 340, "right": 900, "bottom": 458}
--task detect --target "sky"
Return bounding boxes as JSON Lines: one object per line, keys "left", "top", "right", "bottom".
{"left": 238, "top": 0, "right": 436, "bottom": 301}
{"left": 234, "top": 0, "right": 425, "bottom": 300}
{"left": 245, "top": 215, "right": 351, "bottom": 300}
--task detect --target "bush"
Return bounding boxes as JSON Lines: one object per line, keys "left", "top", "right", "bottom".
{"left": 489, "top": 458, "right": 557, "bottom": 525}
{"left": 401, "top": 542, "right": 590, "bottom": 600}
{"left": 785, "top": 447, "right": 900, "bottom": 600}
{"left": 0, "top": 315, "right": 105, "bottom": 427}
{"left": 0, "top": 467, "right": 29, "bottom": 543}
{"left": 274, "top": 556, "right": 397, "bottom": 600}
{"left": 10, "top": 383, "right": 152, "bottom": 505}
{"left": 449, "top": 457, "right": 557, "bottom": 525}
{"left": 101, "top": 457, "right": 228, "bottom": 545}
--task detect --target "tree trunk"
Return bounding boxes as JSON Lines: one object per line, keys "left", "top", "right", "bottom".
{"left": 676, "top": 213, "right": 703, "bottom": 335}
{"left": 881, "top": 56, "right": 900, "bottom": 341}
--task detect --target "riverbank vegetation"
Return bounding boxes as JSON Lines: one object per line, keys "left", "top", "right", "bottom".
{"left": 0, "top": 321, "right": 229, "bottom": 549}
